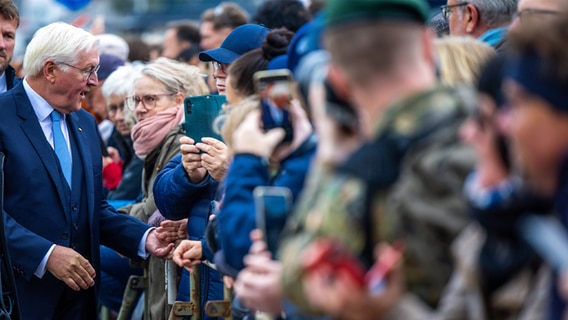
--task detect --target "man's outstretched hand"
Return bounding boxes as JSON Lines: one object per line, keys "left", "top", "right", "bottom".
{"left": 145, "top": 229, "right": 175, "bottom": 258}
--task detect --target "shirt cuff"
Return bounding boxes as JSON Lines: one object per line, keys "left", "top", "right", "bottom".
{"left": 138, "top": 228, "right": 154, "bottom": 259}
{"left": 35, "top": 244, "right": 56, "bottom": 278}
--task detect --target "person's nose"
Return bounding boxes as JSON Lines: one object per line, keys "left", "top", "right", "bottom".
{"left": 497, "top": 108, "right": 513, "bottom": 137}
{"left": 214, "top": 65, "right": 226, "bottom": 79}
{"left": 115, "top": 107, "right": 125, "bottom": 121}
{"left": 87, "top": 72, "right": 99, "bottom": 87}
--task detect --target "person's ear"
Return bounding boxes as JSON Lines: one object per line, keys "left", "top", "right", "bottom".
{"left": 465, "top": 4, "right": 479, "bottom": 33}
{"left": 174, "top": 92, "right": 185, "bottom": 105}
{"left": 327, "top": 63, "right": 351, "bottom": 102}
{"left": 421, "top": 28, "right": 437, "bottom": 75}
{"left": 44, "top": 61, "right": 57, "bottom": 83}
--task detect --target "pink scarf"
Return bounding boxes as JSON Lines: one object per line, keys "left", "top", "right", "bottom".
{"left": 131, "top": 105, "right": 184, "bottom": 158}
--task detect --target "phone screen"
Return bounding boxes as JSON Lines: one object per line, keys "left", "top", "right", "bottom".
{"left": 253, "top": 186, "right": 292, "bottom": 255}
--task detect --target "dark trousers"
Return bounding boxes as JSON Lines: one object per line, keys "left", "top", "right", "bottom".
{"left": 53, "top": 285, "right": 97, "bottom": 320}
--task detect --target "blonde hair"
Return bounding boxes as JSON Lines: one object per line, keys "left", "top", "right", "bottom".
{"left": 435, "top": 36, "right": 496, "bottom": 87}
{"left": 219, "top": 97, "right": 259, "bottom": 150}
{"left": 138, "top": 57, "right": 209, "bottom": 98}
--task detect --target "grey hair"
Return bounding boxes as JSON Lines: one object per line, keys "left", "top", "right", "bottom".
{"left": 471, "top": 0, "right": 518, "bottom": 27}
{"left": 102, "top": 63, "right": 144, "bottom": 100}
{"left": 23, "top": 22, "right": 98, "bottom": 77}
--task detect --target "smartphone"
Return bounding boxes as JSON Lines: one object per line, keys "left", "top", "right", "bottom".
{"left": 365, "top": 241, "right": 405, "bottom": 294}
{"left": 184, "top": 94, "right": 226, "bottom": 144}
{"left": 253, "top": 69, "right": 294, "bottom": 143}
{"left": 253, "top": 186, "right": 293, "bottom": 255}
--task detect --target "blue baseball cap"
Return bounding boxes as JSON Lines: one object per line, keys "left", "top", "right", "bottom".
{"left": 98, "top": 54, "right": 125, "bottom": 80}
{"left": 199, "top": 24, "right": 271, "bottom": 64}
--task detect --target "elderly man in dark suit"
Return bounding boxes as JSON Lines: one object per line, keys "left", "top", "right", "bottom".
{"left": 0, "top": 22, "right": 173, "bottom": 319}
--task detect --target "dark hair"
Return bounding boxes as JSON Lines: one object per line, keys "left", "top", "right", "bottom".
{"left": 228, "top": 28, "right": 294, "bottom": 97}
{"left": 252, "top": 0, "right": 311, "bottom": 32}
{"left": 201, "top": 2, "right": 249, "bottom": 30}
{"left": 167, "top": 21, "right": 201, "bottom": 45}
{"left": 0, "top": 0, "right": 19, "bottom": 26}
{"left": 177, "top": 45, "right": 202, "bottom": 63}
{"left": 126, "top": 36, "right": 151, "bottom": 62}
{"left": 308, "top": 0, "right": 326, "bottom": 16}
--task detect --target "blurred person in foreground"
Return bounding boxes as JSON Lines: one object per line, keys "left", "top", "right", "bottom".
{"left": 442, "top": 0, "right": 517, "bottom": 49}
{"left": 433, "top": 54, "right": 552, "bottom": 320}
{"left": 279, "top": 0, "right": 479, "bottom": 318}
{"left": 0, "top": 21, "right": 173, "bottom": 319}
{"left": 231, "top": 48, "right": 362, "bottom": 319}
{"left": 0, "top": 0, "right": 19, "bottom": 92}
{"left": 508, "top": 0, "right": 563, "bottom": 32}
{"left": 502, "top": 11, "right": 568, "bottom": 319}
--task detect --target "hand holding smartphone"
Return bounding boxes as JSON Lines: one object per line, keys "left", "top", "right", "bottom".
{"left": 254, "top": 69, "right": 294, "bottom": 144}
{"left": 253, "top": 186, "right": 293, "bottom": 255}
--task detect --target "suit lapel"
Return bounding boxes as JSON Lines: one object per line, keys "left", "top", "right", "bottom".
{"left": 15, "top": 86, "right": 70, "bottom": 214}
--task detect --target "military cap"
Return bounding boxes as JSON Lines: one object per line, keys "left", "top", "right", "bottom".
{"left": 326, "top": 0, "right": 430, "bottom": 28}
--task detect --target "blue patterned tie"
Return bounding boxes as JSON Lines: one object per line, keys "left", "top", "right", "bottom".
{"left": 51, "top": 110, "right": 72, "bottom": 187}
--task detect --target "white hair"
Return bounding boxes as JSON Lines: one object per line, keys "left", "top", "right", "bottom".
{"left": 23, "top": 22, "right": 99, "bottom": 77}
{"left": 101, "top": 63, "right": 144, "bottom": 100}
{"left": 470, "top": 0, "right": 518, "bottom": 27}
{"left": 96, "top": 33, "right": 130, "bottom": 61}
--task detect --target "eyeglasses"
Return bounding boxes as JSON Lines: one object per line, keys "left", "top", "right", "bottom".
{"left": 441, "top": 2, "right": 469, "bottom": 21}
{"left": 57, "top": 62, "right": 100, "bottom": 80}
{"left": 212, "top": 61, "right": 228, "bottom": 74}
{"left": 514, "top": 9, "right": 559, "bottom": 23}
{"left": 126, "top": 93, "right": 175, "bottom": 111}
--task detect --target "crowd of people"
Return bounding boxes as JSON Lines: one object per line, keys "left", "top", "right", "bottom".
{"left": 1, "top": 0, "right": 568, "bottom": 319}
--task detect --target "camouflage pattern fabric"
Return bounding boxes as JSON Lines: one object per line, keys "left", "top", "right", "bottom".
{"left": 280, "top": 86, "right": 478, "bottom": 315}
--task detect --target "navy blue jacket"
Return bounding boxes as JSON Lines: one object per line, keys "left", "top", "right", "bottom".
{"left": 549, "top": 158, "right": 568, "bottom": 320}
{"left": 217, "top": 135, "right": 317, "bottom": 272}
{"left": 153, "top": 154, "right": 222, "bottom": 319}
{"left": 5, "top": 65, "right": 20, "bottom": 91}
{"left": 0, "top": 82, "right": 150, "bottom": 319}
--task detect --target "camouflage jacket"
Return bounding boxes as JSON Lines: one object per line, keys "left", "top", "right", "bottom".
{"left": 280, "top": 86, "right": 478, "bottom": 316}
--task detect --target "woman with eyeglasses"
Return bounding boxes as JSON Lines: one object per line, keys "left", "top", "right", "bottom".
{"left": 106, "top": 57, "right": 209, "bottom": 319}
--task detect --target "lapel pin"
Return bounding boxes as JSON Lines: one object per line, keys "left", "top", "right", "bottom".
{"left": 78, "top": 128, "right": 83, "bottom": 132}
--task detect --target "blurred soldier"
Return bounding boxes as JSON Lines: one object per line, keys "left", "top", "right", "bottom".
{"left": 280, "top": 0, "right": 476, "bottom": 319}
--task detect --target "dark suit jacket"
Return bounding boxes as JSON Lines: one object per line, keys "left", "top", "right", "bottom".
{"left": 0, "top": 82, "right": 150, "bottom": 318}
{"left": 5, "top": 65, "right": 19, "bottom": 91}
